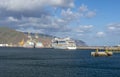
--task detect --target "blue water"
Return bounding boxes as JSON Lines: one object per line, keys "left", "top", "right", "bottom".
{"left": 0, "top": 47, "right": 120, "bottom": 77}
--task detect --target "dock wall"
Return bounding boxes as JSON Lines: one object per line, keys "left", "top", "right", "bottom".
{"left": 77, "top": 46, "right": 120, "bottom": 52}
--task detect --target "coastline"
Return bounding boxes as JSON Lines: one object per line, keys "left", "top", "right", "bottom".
{"left": 77, "top": 46, "right": 120, "bottom": 53}
{"left": 1, "top": 46, "right": 120, "bottom": 51}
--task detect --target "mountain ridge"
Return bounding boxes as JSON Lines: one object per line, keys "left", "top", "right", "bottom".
{"left": 0, "top": 27, "right": 87, "bottom": 47}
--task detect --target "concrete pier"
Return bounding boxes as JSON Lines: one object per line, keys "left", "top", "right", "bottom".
{"left": 91, "top": 49, "right": 113, "bottom": 57}
{"left": 91, "top": 52, "right": 113, "bottom": 57}
{"left": 77, "top": 46, "right": 120, "bottom": 52}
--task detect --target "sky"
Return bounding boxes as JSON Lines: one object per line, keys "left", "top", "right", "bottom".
{"left": 0, "top": 0, "right": 120, "bottom": 46}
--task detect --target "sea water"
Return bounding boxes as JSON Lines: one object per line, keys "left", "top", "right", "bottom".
{"left": 0, "top": 47, "right": 120, "bottom": 77}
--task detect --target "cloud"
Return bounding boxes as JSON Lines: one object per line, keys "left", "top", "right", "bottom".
{"left": 107, "top": 23, "right": 120, "bottom": 36}
{"left": 7, "top": 16, "right": 19, "bottom": 22}
{"left": 86, "top": 11, "right": 96, "bottom": 18}
{"left": 78, "top": 4, "right": 96, "bottom": 18}
{"left": 79, "top": 4, "right": 88, "bottom": 12}
{"left": 61, "top": 4, "right": 96, "bottom": 23}
{"left": 0, "top": 0, "right": 74, "bottom": 11}
{"left": 96, "top": 31, "right": 105, "bottom": 38}
{"left": 76, "top": 25, "right": 93, "bottom": 33}
{"left": 73, "top": 25, "right": 94, "bottom": 39}
{"left": 108, "top": 26, "right": 115, "bottom": 30}
{"left": 0, "top": 0, "right": 75, "bottom": 18}
{"left": 16, "top": 27, "right": 45, "bottom": 33}
{"left": 108, "top": 23, "right": 120, "bottom": 31}
{"left": 0, "top": 2, "right": 96, "bottom": 39}
{"left": 15, "top": 15, "right": 71, "bottom": 34}
{"left": 61, "top": 8, "right": 82, "bottom": 22}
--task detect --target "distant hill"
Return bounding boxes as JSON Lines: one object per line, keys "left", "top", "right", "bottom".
{"left": 75, "top": 40, "right": 87, "bottom": 46}
{"left": 0, "top": 27, "right": 27, "bottom": 45}
{"left": 0, "top": 27, "right": 87, "bottom": 47}
{"left": 0, "top": 27, "right": 53, "bottom": 47}
{"left": 23, "top": 32, "right": 54, "bottom": 47}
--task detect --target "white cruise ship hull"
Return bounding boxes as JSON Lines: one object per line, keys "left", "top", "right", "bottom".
{"left": 52, "top": 45, "right": 77, "bottom": 50}
{"left": 67, "top": 47, "right": 77, "bottom": 50}
{"left": 53, "top": 46, "right": 77, "bottom": 50}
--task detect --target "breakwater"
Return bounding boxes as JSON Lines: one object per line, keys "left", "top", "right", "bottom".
{"left": 77, "top": 46, "right": 120, "bottom": 52}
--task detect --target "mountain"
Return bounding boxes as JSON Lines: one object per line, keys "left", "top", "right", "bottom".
{"left": 0, "top": 27, "right": 27, "bottom": 45}
{"left": 23, "top": 32, "right": 54, "bottom": 47}
{"left": 0, "top": 27, "right": 87, "bottom": 47}
{"left": 0, "top": 27, "right": 53, "bottom": 47}
{"left": 75, "top": 40, "right": 87, "bottom": 46}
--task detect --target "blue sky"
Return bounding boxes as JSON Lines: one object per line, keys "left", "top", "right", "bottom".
{"left": 0, "top": 0, "right": 120, "bottom": 46}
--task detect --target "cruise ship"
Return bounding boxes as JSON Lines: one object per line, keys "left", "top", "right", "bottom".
{"left": 51, "top": 37, "right": 77, "bottom": 50}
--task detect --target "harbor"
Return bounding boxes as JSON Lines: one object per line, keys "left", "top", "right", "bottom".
{"left": 1, "top": 41, "right": 120, "bottom": 52}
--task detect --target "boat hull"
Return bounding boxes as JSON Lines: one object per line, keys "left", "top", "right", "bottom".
{"left": 67, "top": 47, "right": 77, "bottom": 50}
{"left": 52, "top": 45, "right": 77, "bottom": 50}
